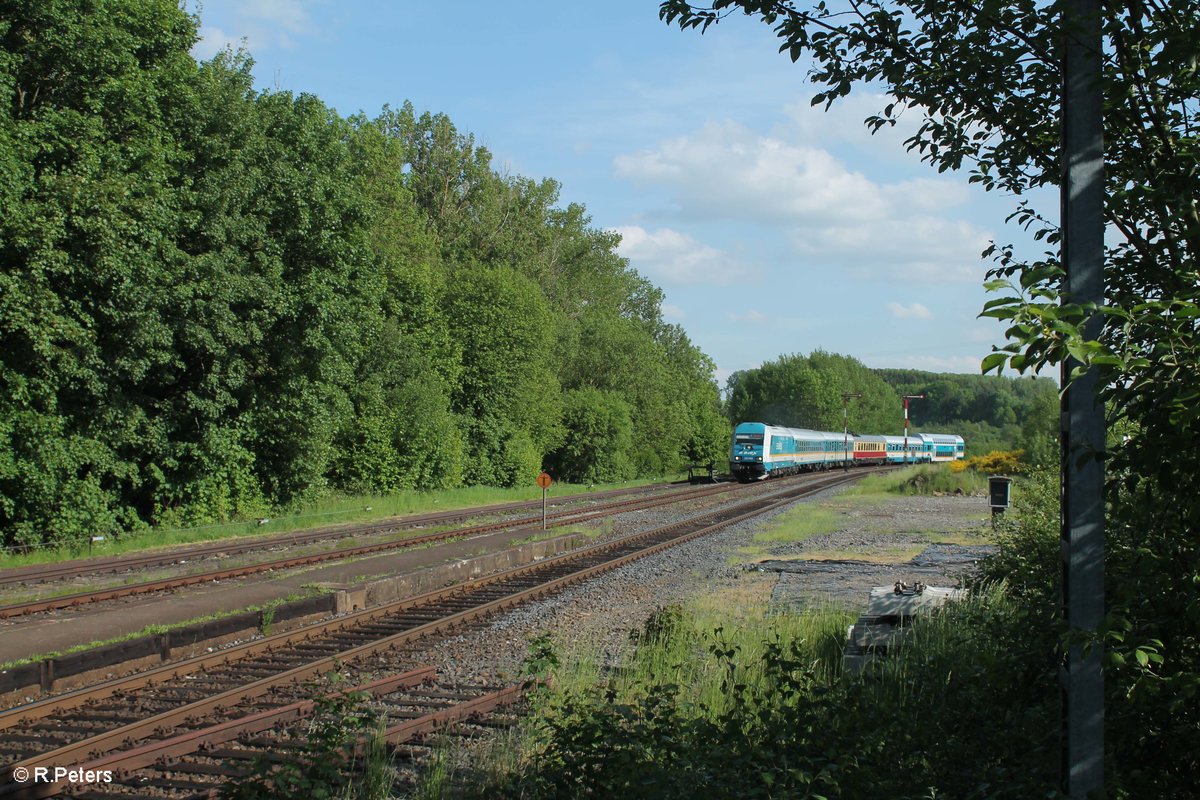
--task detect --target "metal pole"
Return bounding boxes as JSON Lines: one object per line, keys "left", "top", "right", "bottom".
{"left": 1060, "top": 1, "right": 1105, "bottom": 795}
{"left": 542, "top": 487, "right": 547, "bottom": 531}
{"left": 901, "top": 395, "right": 924, "bottom": 465}
{"left": 842, "top": 393, "right": 861, "bottom": 471}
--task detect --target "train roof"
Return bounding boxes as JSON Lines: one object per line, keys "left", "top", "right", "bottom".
{"left": 734, "top": 422, "right": 845, "bottom": 441}
{"left": 917, "top": 432, "right": 965, "bottom": 444}
{"left": 883, "top": 435, "right": 927, "bottom": 445}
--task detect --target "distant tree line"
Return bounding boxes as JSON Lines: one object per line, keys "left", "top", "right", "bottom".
{"left": 0, "top": 0, "right": 728, "bottom": 548}
{"left": 873, "top": 368, "right": 1058, "bottom": 463}
{"left": 726, "top": 353, "right": 1058, "bottom": 460}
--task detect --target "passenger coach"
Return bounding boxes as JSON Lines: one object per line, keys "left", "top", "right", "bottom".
{"left": 730, "top": 422, "right": 853, "bottom": 481}
{"left": 921, "top": 432, "right": 966, "bottom": 461}
{"left": 731, "top": 422, "right": 965, "bottom": 480}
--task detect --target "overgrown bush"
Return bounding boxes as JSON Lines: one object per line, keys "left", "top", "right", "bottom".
{"left": 948, "top": 449, "right": 1025, "bottom": 475}
{"left": 978, "top": 466, "right": 1059, "bottom": 603}
{"left": 480, "top": 597, "right": 1059, "bottom": 800}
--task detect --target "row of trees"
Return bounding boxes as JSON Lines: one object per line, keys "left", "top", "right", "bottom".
{"left": 874, "top": 368, "right": 1058, "bottom": 462}
{"left": 0, "top": 0, "right": 728, "bottom": 548}
{"left": 725, "top": 352, "right": 1058, "bottom": 458}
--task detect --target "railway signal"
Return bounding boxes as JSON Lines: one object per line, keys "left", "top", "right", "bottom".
{"left": 537, "top": 472, "right": 553, "bottom": 529}
{"left": 842, "top": 393, "right": 862, "bottom": 471}
{"left": 901, "top": 395, "right": 925, "bottom": 464}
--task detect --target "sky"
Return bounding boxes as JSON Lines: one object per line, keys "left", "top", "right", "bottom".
{"left": 186, "top": 0, "right": 1055, "bottom": 388}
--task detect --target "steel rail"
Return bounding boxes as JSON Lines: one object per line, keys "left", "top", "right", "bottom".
{"left": 0, "top": 666, "right": 511, "bottom": 800}
{"left": 0, "top": 481, "right": 684, "bottom": 589}
{"left": 0, "top": 470, "right": 861, "bottom": 791}
{"left": 0, "top": 470, "right": 860, "bottom": 732}
{"left": 0, "top": 481, "right": 741, "bottom": 620}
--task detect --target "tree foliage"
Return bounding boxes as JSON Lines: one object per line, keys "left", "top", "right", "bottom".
{"left": 726, "top": 352, "right": 1054, "bottom": 457}
{"left": 0, "top": 1, "right": 727, "bottom": 547}
{"left": 727, "top": 350, "right": 898, "bottom": 435}
{"left": 875, "top": 368, "right": 1058, "bottom": 460}
{"left": 663, "top": 0, "right": 1200, "bottom": 791}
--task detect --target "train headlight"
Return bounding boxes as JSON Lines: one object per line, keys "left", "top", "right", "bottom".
{"left": 735, "top": 456, "right": 741, "bottom": 461}
{"left": 756, "top": 456, "right": 762, "bottom": 461}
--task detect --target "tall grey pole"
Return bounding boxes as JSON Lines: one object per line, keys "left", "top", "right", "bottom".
{"left": 1060, "top": 0, "right": 1105, "bottom": 796}
{"left": 842, "top": 393, "right": 861, "bottom": 471}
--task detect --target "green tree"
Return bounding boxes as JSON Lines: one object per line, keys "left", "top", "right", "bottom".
{"left": 547, "top": 388, "right": 635, "bottom": 484}
{"left": 445, "top": 265, "right": 563, "bottom": 487}
{"left": 663, "top": 0, "right": 1200, "bottom": 791}
{"left": 0, "top": 0, "right": 200, "bottom": 542}
{"left": 728, "top": 351, "right": 897, "bottom": 435}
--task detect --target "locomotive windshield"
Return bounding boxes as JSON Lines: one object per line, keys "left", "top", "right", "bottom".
{"left": 734, "top": 434, "right": 764, "bottom": 445}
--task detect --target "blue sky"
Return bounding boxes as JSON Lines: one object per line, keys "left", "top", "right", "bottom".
{"left": 187, "top": 0, "right": 1053, "bottom": 386}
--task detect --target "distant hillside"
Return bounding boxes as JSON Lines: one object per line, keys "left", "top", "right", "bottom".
{"left": 873, "top": 369, "right": 1058, "bottom": 461}
{"left": 723, "top": 353, "right": 1057, "bottom": 462}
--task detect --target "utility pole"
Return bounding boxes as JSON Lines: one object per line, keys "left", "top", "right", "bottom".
{"left": 842, "top": 393, "right": 862, "bottom": 471}
{"left": 901, "top": 395, "right": 924, "bottom": 465}
{"left": 1060, "top": 0, "right": 1105, "bottom": 795}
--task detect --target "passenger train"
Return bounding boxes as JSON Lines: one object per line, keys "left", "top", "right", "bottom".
{"left": 730, "top": 421, "right": 964, "bottom": 482}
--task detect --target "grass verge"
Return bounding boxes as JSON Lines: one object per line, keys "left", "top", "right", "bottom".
{"left": 0, "top": 475, "right": 684, "bottom": 570}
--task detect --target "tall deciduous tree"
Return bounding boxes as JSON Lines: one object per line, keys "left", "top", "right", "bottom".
{"left": 728, "top": 351, "right": 897, "bottom": 435}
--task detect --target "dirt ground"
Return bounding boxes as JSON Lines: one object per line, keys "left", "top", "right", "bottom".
{"left": 754, "top": 493, "right": 996, "bottom": 611}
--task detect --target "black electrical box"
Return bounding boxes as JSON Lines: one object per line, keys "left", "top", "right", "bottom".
{"left": 989, "top": 475, "right": 1013, "bottom": 509}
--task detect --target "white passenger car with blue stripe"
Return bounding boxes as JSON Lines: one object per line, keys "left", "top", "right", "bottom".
{"left": 730, "top": 422, "right": 853, "bottom": 481}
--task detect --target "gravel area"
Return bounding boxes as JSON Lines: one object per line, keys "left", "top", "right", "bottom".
{"left": 393, "top": 482, "right": 993, "bottom": 684}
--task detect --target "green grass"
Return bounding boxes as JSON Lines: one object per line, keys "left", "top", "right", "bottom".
{"left": 0, "top": 475, "right": 684, "bottom": 570}
{"left": 507, "top": 522, "right": 606, "bottom": 547}
{"left": 731, "top": 468, "right": 989, "bottom": 565}
{"left": 847, "top": 463, "right": 986, "bottom": 496}
{"left": 448, "top": 582, "right": 1057, "bottom": 800}
{"left": 529, "top": 588, "right": 854, "bottom": 726}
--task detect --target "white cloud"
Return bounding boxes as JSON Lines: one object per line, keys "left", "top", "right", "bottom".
{"left": 612, "top": 225, "right": 757, "bottom": 286}
{"left": 615, "top": 121, "right": 889, "bottom": 225}
{"left": 966, "top": 326, "right": 1002, "bottom": 344}
{"left": 782, "top": 92, "right": 928, "bottom": 154}
{"left": 661, "top": 303, "right": 687, "bottom": 322}
{"left": 613, "top": 120, "right": 993, "bottom": 285}
{"left": 240, "top": 0, "right": 314, "bottom": 35}
{"left": 887, "top": 302, "right": 933, "bottom": 320}
{"left": 192, "top": 25, "right": 239, "bottom": 60}
{"left": 889, "top": 355, "right": 990, "bottom": 373}
{"left": 189, "top": 0, "right": 317, "bottom": 56}
{"left": 729, "top": 309, "right": 768, "bottom": 324}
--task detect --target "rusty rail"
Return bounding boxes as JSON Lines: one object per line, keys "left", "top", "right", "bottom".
{"left": 0, "top": 481, "right": 740, "bottom": 620}
{"left": 0, "top": 470, "right": 864, "bottom": 796}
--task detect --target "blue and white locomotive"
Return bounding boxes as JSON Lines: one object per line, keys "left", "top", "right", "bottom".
{"left": 730, "top": 422, "right": 964, "bottom": 482}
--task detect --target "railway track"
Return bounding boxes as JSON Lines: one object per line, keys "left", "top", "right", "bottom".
{"left": 0, "top": 481, "right": 685, "bottom": 589}
{"left": 0, "top": 469, "right": 866, "bottom": 799}
{"left": 24, "top": 669, "right": 528, "bottom": 799}
{"left": 0, "top": 480, "right": 743, "bottom": 620}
